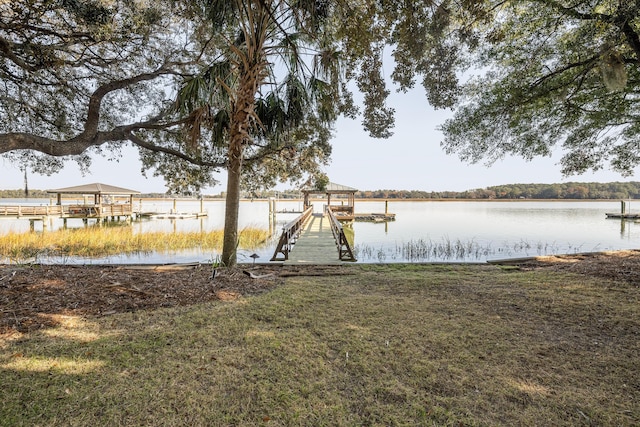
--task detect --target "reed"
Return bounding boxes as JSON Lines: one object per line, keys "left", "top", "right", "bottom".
{"left": 392, "top": 237, "right": 494, "bottom": 262}
{"left": 354, "top": 238, "right": 588, "bottom": 262}
{"left": 0, "top": 226, "right": 270, "bottom": 261}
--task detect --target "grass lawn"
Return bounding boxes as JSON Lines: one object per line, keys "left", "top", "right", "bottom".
{"left": 1, "top": 264, "right": 638, "bottom": 426}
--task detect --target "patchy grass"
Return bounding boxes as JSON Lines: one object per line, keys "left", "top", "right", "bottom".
{"left": 0, "top": 226, "right": 269, "bottom": 261}
{"left": 1, "top": 264, "right": 638, "bottom": 426}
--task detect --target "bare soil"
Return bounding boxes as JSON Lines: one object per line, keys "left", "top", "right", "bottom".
{"left": 1, "top": 250, "right": 639, "bottom": 336}
{"left": 500, "top": 249, "right": 640, "bottom": 284}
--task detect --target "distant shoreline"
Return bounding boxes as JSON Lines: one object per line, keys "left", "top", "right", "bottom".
{"left": 0, "top": 196, "right": 630, "bottom": 203}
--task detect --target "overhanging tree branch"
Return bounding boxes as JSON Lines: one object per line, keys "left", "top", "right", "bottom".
{"left": 540, "top": 0, "right": 640, "bottom": 61}
{"left": 530, "top": 55, "right": 599, "bottom": 90}
{"left": 0, "top": 61, "right": 199, "bottom": 155}
{"left": 82, "top": 65, "right": 181, "bottom": 136}
{"left": 538, "top": 0, "right": 612, "bottom": 21}
{"left": 621, "top": 20, "right": 640, "bottom": 61}
{"left": 126, "top": 131, "right": 226, "bottom": 168}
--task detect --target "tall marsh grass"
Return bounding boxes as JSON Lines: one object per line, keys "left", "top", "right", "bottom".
{"left": 354, "top": 237, "right": 588, "bottom": 263}
{"left": 0, "top": 226, "right": 270, "bottom": 262}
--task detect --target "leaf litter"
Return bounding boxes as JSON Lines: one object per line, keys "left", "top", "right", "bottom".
{"left": 1, "top": 251, "right": 638, "bottom": 336}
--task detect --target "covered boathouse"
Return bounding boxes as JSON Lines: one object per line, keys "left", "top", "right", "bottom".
{"left": 47, "top": 182, "right": 140, "bottom": 224}
{"left": 301, "top": 182, "right": 357, "bottom": 220}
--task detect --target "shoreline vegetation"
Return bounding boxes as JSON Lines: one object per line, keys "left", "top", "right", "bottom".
{"left": 2, "top": 180, "right": 640, "bottom": 200}
{"left": 0, "top": 227, "right": 270, "bottom": 262}
{"left": 1, "top": 196, "right": 635, "bottom": 263}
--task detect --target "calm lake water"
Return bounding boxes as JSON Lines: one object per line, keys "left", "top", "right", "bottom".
{"left": 1, "top": 198, "right": 638, "bottom": 264}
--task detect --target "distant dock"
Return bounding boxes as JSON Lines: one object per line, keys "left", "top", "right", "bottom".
{"left": 149, "top": 212, "right": 208, "bottom": 219}
{"left": 0, "top": 203, "right": 134, "bottom": 230}
{"left": 606, "top": 200, "right": 639, "bottom": 220}
{"left": 354, "top": 212, "right": 396, "bottom": 222}
{"left": 275, "top": 209, "right": 395, "bottom": 222}
{"left": 605, "top": 212, "right": 640, "bottom": 219}
{"left": 0, "top": 197, "right": 208, "bottom": 230}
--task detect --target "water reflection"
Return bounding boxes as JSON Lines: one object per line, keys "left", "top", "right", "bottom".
{"left": 1, "top": 199, "right": 638, "bottom": 264}
{"left": 351, "top": 201, "right": 639, "bottom": 263}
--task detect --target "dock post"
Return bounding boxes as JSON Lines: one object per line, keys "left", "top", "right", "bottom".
{"left": 29, "top": 220, "right": 35, "bottom": 232}
{"left": 269, "top": 211, "right": 275, "bottom": 235}
{"left": 621, "top": 200, "right": 626, "bottom": 215}
{"left": 385, "top": 200, "right": 389, "bottom": 214}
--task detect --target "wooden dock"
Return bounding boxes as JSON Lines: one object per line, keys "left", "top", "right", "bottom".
{"left": 0, "top": 202, "right": 207, "bottom": 228}
{"left": 0, "top": 204, "right": 133, "bottom": 219}
{"left": 149, "top": 212, "right": 208, "bottom": 219}
{"left": 606, "top": 200, "right": 640, "bottom": 219}
{"left": 605, "top": 213, "right": 640, "bottom": 219}
{"left": 0, "top": 204, "right": 135, "bottom": 229}
{"left": 284, "top": 214, "right": 345, "bottom": 265}
{"left": 354, "top": 212, "right": 396, "bottom": 222}
{"left": 0, "top": 205, "right": 64, "bottom": 219}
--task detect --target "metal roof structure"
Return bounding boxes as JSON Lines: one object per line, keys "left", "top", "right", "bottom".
{"left": 301, "top": 182, "right": 358, "bottom": 194}
{"left": 301, "top": 182, "right": 357, "bottom": 217}
{"left": 46, "top": 183, "right": 140, "bottom": 195}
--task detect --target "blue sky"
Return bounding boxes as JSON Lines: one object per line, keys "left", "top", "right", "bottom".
{"left": 1, "top": 84, "right": 637, "bottom": 194}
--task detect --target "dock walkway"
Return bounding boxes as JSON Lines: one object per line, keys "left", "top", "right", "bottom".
{"left": 284, "top": 214, "right": 343, "bottom": 265}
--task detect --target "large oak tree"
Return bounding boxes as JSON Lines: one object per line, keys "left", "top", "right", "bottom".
{"left": 0, "top": 0, "right": 203, "bottom": 177}
{"left": 1, "top": 0, "right": 487, "bottom": 266}
{"left": 440, "top": 0, "right": 640, "bottom": 176}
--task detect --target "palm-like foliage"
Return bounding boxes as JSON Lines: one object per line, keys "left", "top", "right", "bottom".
{"left": 175, "top": 0, "right": 346, "bottom": 265}
{"left": 1, "top": 0, "right": 495, "bottom": 266}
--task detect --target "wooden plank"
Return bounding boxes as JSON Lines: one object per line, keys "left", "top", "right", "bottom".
{"left": 0, "top": 205, "right": 63, "bottom": 217}
{"left": 271, "top": 206, "right": 313, "bottom": 261}
{"left": 284, "top": 214, "right": 342, "bottom": 265}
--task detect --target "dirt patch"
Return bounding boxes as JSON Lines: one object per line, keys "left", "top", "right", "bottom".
{"left": 1, "top": 251, "right": 638, "bottom": 336}
{"left": 494, "top": 249, "right": 640, "bottom": 285}
{"left": 0, "top": 264, "right": 286, "bottom": 335}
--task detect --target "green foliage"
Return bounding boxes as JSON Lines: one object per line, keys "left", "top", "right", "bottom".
{"left": 313, "top": 173, "right": 329, "bottom": 191}
{"left": 440, "top": 0, "right": 640, "bottom": 177}
{"left": 0, "top": 0, "right": 195, "bottom": 179}
{"left": 0, "top": 0, "right": 497, "bottom": 194}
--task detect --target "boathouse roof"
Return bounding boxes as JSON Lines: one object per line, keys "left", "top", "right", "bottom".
{"left": 301, "top": 182, "right": 358, "bottom": 194}
{"left": 46, "top": 183, "right": 140, "bottom": 195}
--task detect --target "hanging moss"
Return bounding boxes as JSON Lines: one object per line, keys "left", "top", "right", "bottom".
{"left": 600, "top": 53, "right": 627, "bottom": 92}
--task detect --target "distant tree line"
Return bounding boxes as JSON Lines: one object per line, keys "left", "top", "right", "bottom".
{"left": 4, "top": 182, "right": 640, "bottom": 200}
{"left": 355, "top": 182, "right": 640, "bottom": 200}
{"left": 228, "top": 181, "right": 640, "bottom": 200}
{"left": 0, "top": 189, "right": 49, "bottom": 198}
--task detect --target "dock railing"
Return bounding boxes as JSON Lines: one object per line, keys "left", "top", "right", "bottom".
{"left": 0, "top": 205, "right": 63, "bottom": 217}
{"left": 326, "top": 207, "right": 357, "bottom": 262}
{"left": 270, "top": 206, "right": 314, "bottom": 261}
{"left": 0, "top": 204, "right": 133, "bottom": 220}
